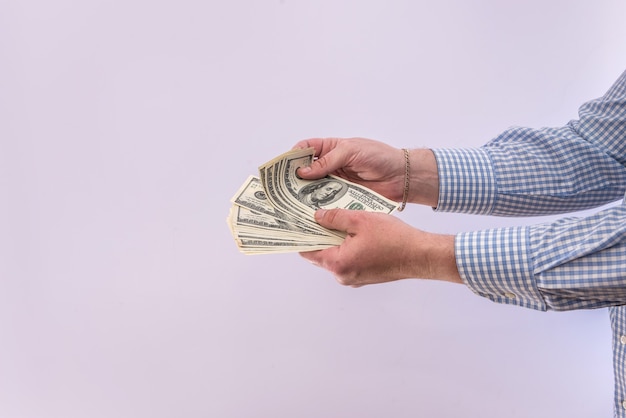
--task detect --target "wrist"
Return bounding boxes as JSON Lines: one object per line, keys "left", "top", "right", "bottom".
{"left": 408, "top": 149, "right": 440, "bottom": 208}
{"left": 409, "top": 231, "right": 461, "bottom": 284}
{"left": 430, "top": 234, "right": 462, "bottom": 284}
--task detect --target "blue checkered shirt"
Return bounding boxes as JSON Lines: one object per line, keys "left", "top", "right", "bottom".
{"left": 432, "top": 69, "right": 626, "bottom": 416}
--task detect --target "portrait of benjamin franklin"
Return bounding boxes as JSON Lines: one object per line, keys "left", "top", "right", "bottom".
{"left": 297, "top": 179, "right": 347, "bottom": 209}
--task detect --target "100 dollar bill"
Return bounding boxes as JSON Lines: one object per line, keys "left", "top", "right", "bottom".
{"left": 260, "top": 147, "right": 399, "bottom": 216}
{"left": 228, "top": 148, "right": 400, "bottom": 255}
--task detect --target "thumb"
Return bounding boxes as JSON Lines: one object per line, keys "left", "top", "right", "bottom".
{"left": 297, "top": 150, "right": 348, "bottom": 179}
{"left": 314, "top": 209, "right": 354, "bottom": 232}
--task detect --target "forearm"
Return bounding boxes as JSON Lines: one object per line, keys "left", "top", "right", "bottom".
{"left": 458, "top": 203, "right": 626, "bottom": 312}
{"left": 430, "top": 69, "right": 626, "bottom": 217}
{"left": 481, "top": 125, "right": 626, "bottom": 216}
{"left": 432, "top": 140, "right": 626, "bottom": 217}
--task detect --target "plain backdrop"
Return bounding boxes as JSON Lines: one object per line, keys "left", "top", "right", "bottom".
{"left": 2, "top": 1, "right": 626, "bottom": 417}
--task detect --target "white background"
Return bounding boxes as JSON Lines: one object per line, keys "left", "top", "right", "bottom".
{"left": 2, "top": 1, "right": 626, "bottom": 417}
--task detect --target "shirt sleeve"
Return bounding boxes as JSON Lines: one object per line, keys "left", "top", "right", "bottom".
{"left": 432, "top": 69, "right": 626, "bottom": 311}
{"left": 432, "top": 69, "right": 626, "bottom": 217}
{"left": 456, "top": 202, "right": 626, "bottom": 311}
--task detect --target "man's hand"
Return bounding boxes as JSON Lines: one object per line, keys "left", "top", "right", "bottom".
{"left": 299, "top": 209, "right": 462, "bottom": 287}
{"left": 293, "top": 137, "right": 440, "bottom": 208}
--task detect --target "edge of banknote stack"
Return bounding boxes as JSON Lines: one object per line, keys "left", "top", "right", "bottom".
{"left": 227, "top": 147, "right": 399, "bottom": 255}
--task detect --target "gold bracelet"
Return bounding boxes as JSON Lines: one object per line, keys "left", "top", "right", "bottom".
{"left": 397, "top": 148, "right": 410, "bottom": 212}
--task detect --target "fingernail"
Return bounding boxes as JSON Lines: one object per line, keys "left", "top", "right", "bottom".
{"left": 315, "top": 209, "right": 327, "bottom": 221}
{"left": 299, "top": 166, "right": 311, "bottom": 174}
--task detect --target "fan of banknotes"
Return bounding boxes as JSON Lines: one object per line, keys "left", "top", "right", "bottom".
{"left": 227, "top": 147, "right": 399, "bottom": 254}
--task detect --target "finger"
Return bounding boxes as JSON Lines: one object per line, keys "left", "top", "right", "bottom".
{"left": 292, "top": 138, "right": 324, "bottom": 152}
{"left": 293, "top": 138, "right": 328, "bottom": 179}
{"left": 314, "top": 208, "right": 358, "bottom": 232}
{"left": 298, "top": 147, "right": 352, "bottom": 179}
{"left": 299, "top": 249, "right": 321, "bottom": 264}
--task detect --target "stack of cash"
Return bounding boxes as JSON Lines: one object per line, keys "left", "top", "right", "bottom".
{"left": 227, "top": 147, "right": 399, "bottom": 254}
